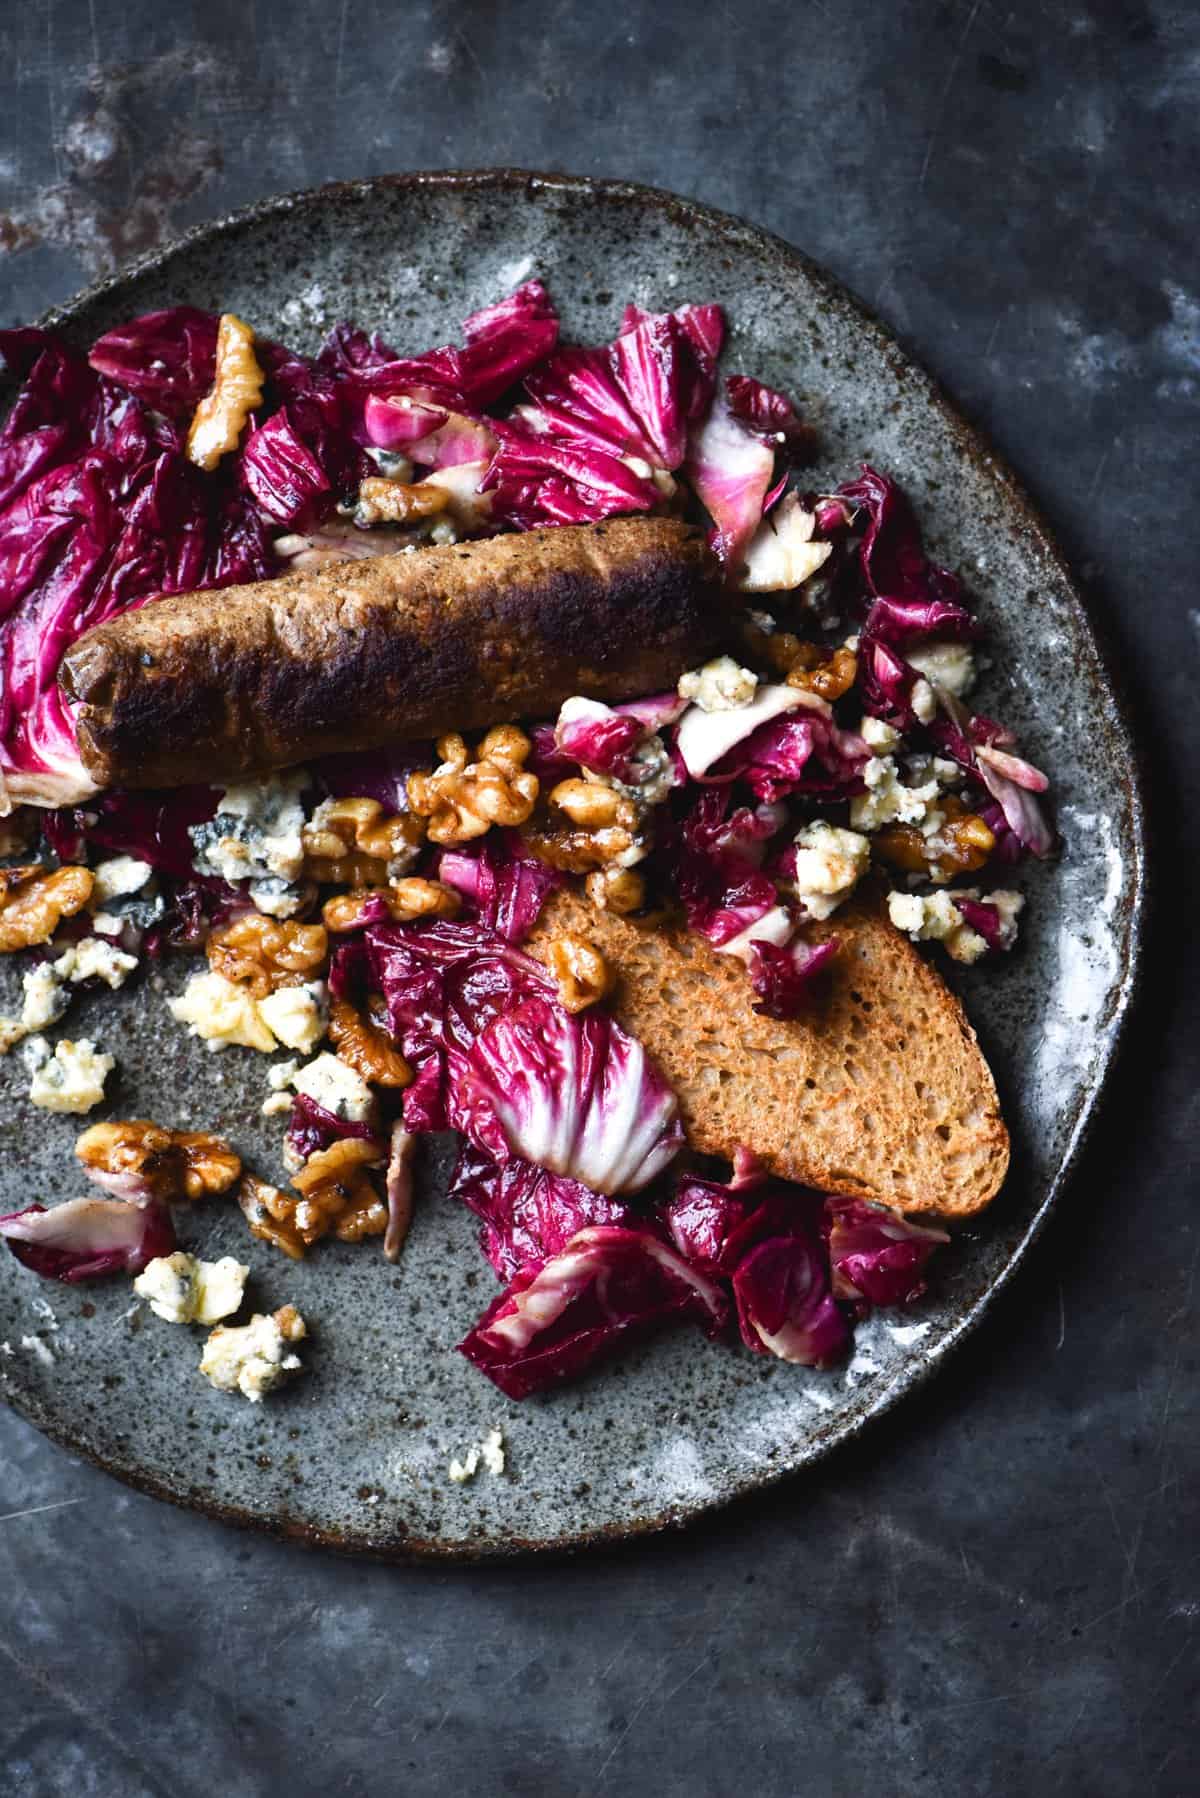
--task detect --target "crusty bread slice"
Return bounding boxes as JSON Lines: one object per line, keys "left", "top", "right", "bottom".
{"left": 525, "top": 887, "right": 1008, "bottom": 1218}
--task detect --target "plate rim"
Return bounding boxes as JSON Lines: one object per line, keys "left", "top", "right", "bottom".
{"left": 1, "top": 167, "right": 1150, "bottom": 1561}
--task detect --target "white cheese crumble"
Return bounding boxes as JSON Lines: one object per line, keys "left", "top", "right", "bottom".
{"left": 248, "top": 877, "right": 309, "bottom": 920}
{"left": 678, "top": 655, "right": 759, "bottom": 712}
{"left": 199, "top": 1308, "right": 306, "bottom": 1402}
{"left": 60, "top": 937, "right": 139, "bottom": 990}
{"left": 787, "top": 822, "right": 871, "bottom": 920}
{"left": 262, "top": 1057, "right": 300, "bottom": 1116}
{"left": 257, "top": 981, "right": 328, "bottom": 1055}
{"left": 90, "top": 856, "right": 153, "bottom": 905}
{"left": 449, "top": 1427, "right": 506, "bottom": 1483}
{"left": 0, "top": 938, "right": 136, "bottom": 1055}
{"left": 911, "top": 678, "right": 937, "bottom": 724}
{"left": 190, "top": 771, "right": 308, "bottom": 886}
{"left": 860, "top": 714, "right": 900, "bottom": 754}
{"left": 20, "top": 959, "right": 73, "bottom": 1030}
{"left": 850, "top": 756, "right": 944, "bottom": 835}
{"left": 887, "top": 889, "right": 991, "bottom": 965}
{"left": 27, "top": 1038, "right": 114, "bottom": 1113}
{"left": 168, "top": 970, "right": 277, "bottom": 1053}
{"left": 906, "top": 640, "right": 977, "bottom": 699}
{"left": 290, "top": 1052, "right": 375, "bottom": 1122}
{"left": 134, "top": 1251, "right": 248, "bottom": 1325}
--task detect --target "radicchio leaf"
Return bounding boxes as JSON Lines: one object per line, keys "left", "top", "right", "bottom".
{"left": 435, "top": 832, "right": 562, "bottom": 944}
{"left": 825, "top": 1197, "right": 948, "bottom": 1310}
{"left": 747, "top": 935, "right": 839, "bottom": 1019}
{"left": 457, "top": 995, "right": 684, "bottom": 1195}
{"left": 0, "top": 1198, "right": 175, "bottom": 1283}
{"left": 448, "top": 1138, "right": 629, "bottom": 1280}
{"left": 458, "top": 1223, "right": 727, "bottom": 1400}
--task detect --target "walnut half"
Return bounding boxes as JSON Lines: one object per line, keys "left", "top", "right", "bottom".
{"left": 407, "top": 727, "right": 539, "bottom": 844}
{"left": 207, "top": 914, "right": 328, "bottom": 999}
{"left": 76, "top": 1119, "right": 241, "bottom": 1202}
{"left": 0, "top": 864, "right": 94, "bottom": 953}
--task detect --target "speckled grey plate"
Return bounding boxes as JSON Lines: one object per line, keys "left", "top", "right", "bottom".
{"left": 0, "top": 171, "right": 1146, "bottom": 1559}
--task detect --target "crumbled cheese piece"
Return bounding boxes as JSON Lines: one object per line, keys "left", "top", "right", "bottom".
{"left": 61, "top": 937, "right": 139, "bottom": 990}
{"left": 190, "top": 771, "right": 308, "bottom": 885}
{"left": 911, "top": 678, "right": 937, "bottom": 724}
{"left": 788, "top": 822, "right": 871, "bottom": 920}
{"left": 886, "top": 890, "right": 988, "bottom": 964}
{"left": 20, "top": 1034, "right": 50, "bottom": 1073}
{"left": 850, "top": 757, "right": 943, "bottom": 834}
{"left": 20, "top": 959, "right": 73, "bottom": 1030}
{"left": 248, "top": 876, "right": 308, "bottom": 919}
{"left": 678, "top": 655, "right": 759, "bottom": 713}
{"left": 91, "top": 856, "right": 152, "bottom": 905}
{"left": 262, "top": 1057, "right": 300, "bottom": 1116}
{"left": 257, "top": 981, "right": 328, "bottom": 1054}
{"left": 479, "top": 1427, "right": 506, "bottom": 1476}
{"left": 134, "top": 1251, "right": 248, "bottom": 1325}
{"left": 448, "top": 1446, "right": 480, "bottom": 1483}
{"left": 906, "top": 640, "right": 977, "bottom": 699}
{"left": 860, "top": 714, "right": 900, "bottom": 754}
{"left": 954, "top": 886, "right": 1026, "bottom": 950}
{"left": 168, "top": 970, "right": 277, "bottom": 1053}
{"left": 449, "top": 1427, "right": 506, "bottom": 1483}
{"left": 291, "top": 1051, "right": 374, "bottom": 1122}
{"left": 746, "top": 608, "right": 777, "bottom": 634}
{"left": 199, "top": 1307, "right": 306, "bottom": 1402}
{"left": 0, "top": 1017, "right": 26, "bottom": 1054}
{"left": 28, "top": 1038, "right": 114, "bottom": 1113}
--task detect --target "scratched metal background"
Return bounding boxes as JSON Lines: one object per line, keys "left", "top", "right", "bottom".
{"left": 0, "top": 4, "right": 1195, "bottom": 1796}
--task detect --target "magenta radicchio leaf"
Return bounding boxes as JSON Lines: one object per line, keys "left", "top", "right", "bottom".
{"left": 479, "top": 420, "right": 662, "bottom": 530}
{"left": 723, "top": 1196, "right": 849, "bottom": 1366}
{"left": 748, "top": 935, "right": 840, "bottom": 1019}
{"left": 316, "top": 321, "right": 401, "bottom": 377}
{"left": 285, "top": 1093, "right": 381, "bottom": 1164}
{"left": 449, "top": 1138, "right": 630, "bottom": 1281}
{"left": 348, "top": 281, "right": 559, "bottom": 417}
{"left": 863, "top": 593, "right": 978, "bottom": 645}
{"left": 364, "top": 918, "right": 555, "bottom": 1134}
{"left": 0, "top": 1198, "right": 175, "bottom": 1283}
{"left": 553, "top": 696, "right": 646, "bottom": 779}
{"left": 87, "top": 307, "right": 220, "bottom": 419}
{"left": 458, "top": 1223, "right": 728, "bottom": 1400}
{"left": 725, "top": 374, "right": 817, "bottom": 462}
{"left": 837, "top": 464, "right": 967, "bottom": 613}
{"left": 725, "top": 699, "right": 871, "bottom": 805}
{"left": 684, "top": 388, "right": 777, "bottom": 571}
{"left": 435, "top": 832, "right": 562, "bottom": 944}
{"left": 676, "top": 786, "right": 785, "bottom": 951}
{"left": 826, "top": 1197, "right": 948, "bottom": 1309}
{"left": 239, "top": 408, "right": 332, "bottom": 527}
{"left": 857, "top": 633, "right": 922, "bottom": 732}
{"left": 46, "top": 785, "right": 219, "bottom": 879}
{"left": 458, "top": 995, "right": 684, "bottom": 1195}
{"left": 519, "top": 300, "right": 723, "bottom": 473}
{"left": 927, "top": 696, "right": 1054, "bottom": 858}
{"left": 312, "top": 744, "right": 428, "bottom": 813}
{"left": 662, "top": 1153, "right": 768, "bottom": 1271}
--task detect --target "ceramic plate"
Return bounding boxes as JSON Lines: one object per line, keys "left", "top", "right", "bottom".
{"left": 0, "top": 171, "right": 1146, "bottom": 1558}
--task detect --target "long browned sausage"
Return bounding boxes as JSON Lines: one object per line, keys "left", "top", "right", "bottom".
{"left": 60, "top": 518, "right": 723, "bottom": 790}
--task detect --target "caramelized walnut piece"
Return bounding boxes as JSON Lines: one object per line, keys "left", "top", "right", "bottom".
{"left": 874, "top": 797, "right": 996, "bottom": 880}
{"left": 523, "top": 776, "right": 642, "bottom": 875}
{"left": 355, "top": 476, "right": 449, "bottom": 527}
{"left": 238, "top": 1174, "right": 305, "bottom": 1260}
{"left": 329, "top": 998, "right": 412, "bottom": 1088}
{"left": 585, "top": 866, "right": 647, "bottom": 914}
{"left": 301, "top": 797, "right": 425, "bottom": 883}
{"left": 407, "top": 727, "right": 538, "bottom": 845}
{"left": 321, "top": 878, "right": 461, "bottom": 934}
{"left": 207, "top": 914, "right": 328, "bottom": 999}
{"left": 186, "top": 314, "right": 265, "bottom": 472}
{"left": 787, "top": 644, "right": 858, "bottom": 702}
{"left": 291, "top": 1139, "right": 387, "bottom": 1245}
{"left": 0, "top": 864, "right": 94, "bottom": 953}
{"left": 76, "top": 1119, "right": 241, "bottom": 1201}
{"left": 548, "top": 779, "right": 637, "bottom": 833}
{"left": 546, "top": 935, "right": 613, "bottom": 1013}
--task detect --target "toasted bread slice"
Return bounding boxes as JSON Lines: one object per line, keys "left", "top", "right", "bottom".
{"left": 525, "top": 887, "right": 1008, "bottom": 1218}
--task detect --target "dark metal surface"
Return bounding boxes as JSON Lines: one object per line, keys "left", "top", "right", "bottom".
{"left": 0, "top": 4, "right": 1195, "bottom": 1793}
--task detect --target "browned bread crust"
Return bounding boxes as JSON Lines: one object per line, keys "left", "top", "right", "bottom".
{"left": 61, "top": 518, "right": 723, "bottom": 790}
{"left": 525, "top": 886, "right": 1009, "bottom": 1218}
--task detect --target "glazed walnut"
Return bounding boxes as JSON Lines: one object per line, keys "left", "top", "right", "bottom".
{"left": 0, "top": 864, "right": 94, "bottom": 953}
{"left": 238, "top": 1140, "right": 387, "bottom": 1259}
{"left": 584, "top": 866, "right": 647, "bottom": 915}
{"left": 546, "top": 934, "right": 613, "bottom": 1013}
{"left": 321, "top": 878, "right": 461, "bottom": 933}
{"left": 523, "top": 778, "right": 642, "bottom": 875}
{"left": 874, "top": 797, "right": 995, "bottom": 882}
{"left": 407, "top": 728, "right": 538, "bottom": 844}
{"left": 786, "top": 643, "right": 858, "bottom": 702}
{"left": 328, "top": 997, "right": 412, "bottom": 1088}
{"left": 301, "top": 796, "right": 425, "bottom": 885}
{"left": 76, "top": 1119, "right": 241, "bottom": 1202}
{"left": 354, "top": 476, "right": 449, "bottom": 527}
{"left": 207, "top": 914, "right": 328, "bottom": 999}
{"left": 186, "top": 314, "right": 265, "bottom": 472}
